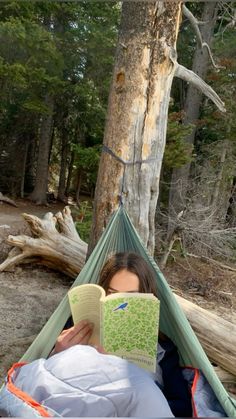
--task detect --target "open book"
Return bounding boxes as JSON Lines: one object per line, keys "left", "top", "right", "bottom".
{"left": 68, "top": 283, "right": 160, "bottom": 372}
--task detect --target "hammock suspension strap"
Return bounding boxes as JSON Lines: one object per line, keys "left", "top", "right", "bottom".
{"left": 102, "top": 144, "right": 161, "bottom": 166}
{"left": 102, "top": 144, "right": 162, "bottom": 205}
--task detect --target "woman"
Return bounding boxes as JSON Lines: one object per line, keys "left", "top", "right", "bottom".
{"left": 0, "top": 253, "right": 226, "bottom": 417}
{"left": 0, "top": 255, "right": 176, "bottom": 418}
{"left": 54, "top": 252, "right": 192, "bottom": 417}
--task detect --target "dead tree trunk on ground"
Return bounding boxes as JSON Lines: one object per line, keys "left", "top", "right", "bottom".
{"left": 175, "top": 294, "right": 236, "bottom": 376}
{"left": 0, "top": 206, "right": 87, "bottom": 277}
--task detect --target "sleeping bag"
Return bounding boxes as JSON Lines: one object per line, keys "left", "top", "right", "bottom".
{"left": 0, "top": 345, "right": 174, "bottom": 417}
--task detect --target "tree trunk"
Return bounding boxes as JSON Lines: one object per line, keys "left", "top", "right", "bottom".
{"left": 167, "top": 2, "right": 219, "bottom": 236}
{"left": 20, "top": 139, "right": 29, "bottom": 199}
{"left": 75, "top": 169, "right": 82, "bottom": 206}
{"left": 57, "top": 131, "right": 69, "bottom": 203}
{"left": 25, "top": 135, "right": 37, "bottom": 194}
{"left": 65, "top": 150, "right": 75, "bottom": 197}
{"left": 29, "top": 94, "right": 54, "bottom": 205}
{"left": 89, "top": 1, "right": 182, "bottom": 255}
{"left": 211, "top": 142, "right": 227, "bottom": 209}
{"left": 211, "top": 113, "right": 234, "bottom": 222}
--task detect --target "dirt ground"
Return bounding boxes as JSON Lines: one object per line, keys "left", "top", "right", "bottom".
{"left": 163, "top": 257, "right": 236, "bottom": 324}
{"left": 0, "top": 199, "right": 235, "bottom": 384}
{"left": 0, "top": 199, "right": 73, "bottom": 380}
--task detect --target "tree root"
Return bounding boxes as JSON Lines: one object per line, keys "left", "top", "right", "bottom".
{"left": 0, "top": 206, "right": 87, "bottom": 277}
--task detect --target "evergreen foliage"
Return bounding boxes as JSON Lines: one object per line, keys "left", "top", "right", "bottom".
{"left": 0, "top": 1, "right": 120, "bottom": 198}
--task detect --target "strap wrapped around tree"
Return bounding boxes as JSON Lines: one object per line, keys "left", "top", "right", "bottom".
{"left": 19, "top": 205, "right": 236, "bottom": 417}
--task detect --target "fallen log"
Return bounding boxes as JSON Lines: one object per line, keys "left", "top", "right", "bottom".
{"left": 214, "top": 366, "right": 236, "bottom": 398}
{"left": 0, "top": 192, "right": 17, "bottom": 207}
{"left": 0, "top": 206, "right": 87, "bottom": 277}
{"left": 214, "top": 366, "right": 236, "bottom": 386}
{"left": 0, "top": 206, "right": 235, "bottom": 377}
{"left": 175, "top": 294, "right": 236, "bottom": 376}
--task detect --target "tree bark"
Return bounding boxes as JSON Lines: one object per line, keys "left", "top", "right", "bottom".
{"left": 20, "top": 139, "right": 29, "bottom": 199}
{"left": 211, "top": 113, "right": 234, "bottom": 222}
{"left": 57, "top": 131, "right": 69, "bottom": 203}
{"left": 213, "top": 366, "right": 236, "bottom": 397}
{"left": 167, "top": 2, "right": 219, "bottom": 236}
{"left": 25, "top": 135, "right": 37, "bottom": 194}
{"left": 89, "top": 1, "right": 182, "bottom": 256}
{"left": 65, "top": 150, "right": 75, "bottom": 197}
{"left": 210, "top": 141, "right": 227, "bottom": 209}
{"left": 29, "top": 94, "right": 54, "bottom": 205}
{"left": 75, "top": 169, "right": 82, "bottom": 207}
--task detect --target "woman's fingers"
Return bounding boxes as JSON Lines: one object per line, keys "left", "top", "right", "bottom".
{"left": 92, "top": 344, "right": 107, "bottom": 354}
{"left": 69, "top": 322, "right": 94, "bottom": 346}
{"left": 54, "top": 320, "right": 94, "bottom": 353}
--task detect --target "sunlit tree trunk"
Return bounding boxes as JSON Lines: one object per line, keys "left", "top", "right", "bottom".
{"left": 89, "top": 1, "right": 182, "bottom": 255}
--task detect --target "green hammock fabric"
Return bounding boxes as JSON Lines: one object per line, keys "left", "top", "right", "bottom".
{"left": 20, "top": 205, "right": 236, "bottom": 417}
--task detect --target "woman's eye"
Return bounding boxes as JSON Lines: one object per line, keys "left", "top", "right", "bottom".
{"left": 107, "top": 289, "right": 117, "bottom": 295}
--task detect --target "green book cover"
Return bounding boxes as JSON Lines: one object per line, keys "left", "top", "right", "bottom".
{"left": 68, "top": 284, "right": 160, "bottom": 372}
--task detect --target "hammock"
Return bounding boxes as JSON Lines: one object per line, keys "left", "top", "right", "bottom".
{"left": 19, "top": 205, "right": 236, "bottom": 417}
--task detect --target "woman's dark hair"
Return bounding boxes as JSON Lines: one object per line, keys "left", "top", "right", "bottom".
{"left": 98, "top": 252, "right": 158, "bottom": 296}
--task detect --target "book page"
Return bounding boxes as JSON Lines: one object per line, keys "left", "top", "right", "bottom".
{"left": 68, "top": 284, "right": 105, "bottom": 346}
{"left": 103, "top": 292, "right": 155, "bottom": 301}
{"left": 100, "top": 294, "right": 159, "bottom": 372}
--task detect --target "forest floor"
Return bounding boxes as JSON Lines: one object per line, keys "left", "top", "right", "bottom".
{"left": 0, "top": 199, "right": 235, "bottom": 383}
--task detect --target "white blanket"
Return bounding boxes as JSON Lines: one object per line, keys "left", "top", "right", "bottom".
{"left": 13, "top": 345, "right": 174, "bottom": 417}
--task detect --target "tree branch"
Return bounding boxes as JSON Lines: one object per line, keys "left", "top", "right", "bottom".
{"left": 174, "top": 63, "right": 226, "bottom": 113}
{"left": 0, "top": 192, "right": 17, "bottom": 207}
{"left": 183, "top": 5, "right": 223, "bottom": 70}
{"left": 186, "top": 252, "right": 236, "bottom": 272}
{"left": 182, "top": 5, "right": 206, "bottom": 47}
{"left": 202, "top": 42, "right": 225, "bottom": 69}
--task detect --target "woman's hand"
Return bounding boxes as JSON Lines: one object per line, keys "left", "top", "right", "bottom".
{"left": 54, "top": 320, "right": 94, "bottom": 354}
{"left": 91, "top": 344, "right": 107, "bottom": 354}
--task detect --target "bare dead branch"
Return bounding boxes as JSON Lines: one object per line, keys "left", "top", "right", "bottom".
{"left": 183, "top": 5, "right": 224, "bottom": 70}
{"left": 159, "top": 233, "right": 179, "bottom": 269}
{"left": 202, "top": 42, "right": 225, "bottom": 70}
{"left": 0, "top": 192, "right": 17, "bottom": 207}
{"left": 174, "top": 63, "right": 226, "bottom": 112}
{"left": 182, "top": 5, "right": 205, "bottom": 47}
{"left": 186, "top": 252, "right": 236, "bottom": 272}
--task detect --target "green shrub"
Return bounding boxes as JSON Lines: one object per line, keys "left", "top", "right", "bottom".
{"left": 74, "top": 201, "right": 93, "bottom": 243}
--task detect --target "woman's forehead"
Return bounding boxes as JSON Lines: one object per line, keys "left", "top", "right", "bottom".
{"left": 108, "top": 269, "right": 139, "bottom": 292}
